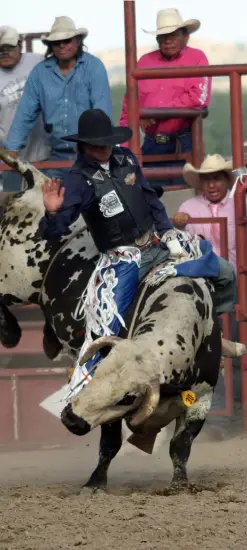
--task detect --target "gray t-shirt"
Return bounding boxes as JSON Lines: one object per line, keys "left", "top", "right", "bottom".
{"left": 0, "top": 52, "right": 50, "bottom": 161}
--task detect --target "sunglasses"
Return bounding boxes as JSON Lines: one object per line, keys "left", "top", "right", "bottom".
{"left": 51, "top": 37, "right": 74, "bottom": 46}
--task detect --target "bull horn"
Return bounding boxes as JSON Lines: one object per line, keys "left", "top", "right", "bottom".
{"left": 129, "top": 379, "right": 160, "bottom": 428}
{"left": 79, "top": 336, "right": 122, "bottom": 366}
{"left": 0, "top": 146, "right": 51, "bottom": 189}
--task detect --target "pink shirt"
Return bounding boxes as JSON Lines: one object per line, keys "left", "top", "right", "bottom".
{"left": 119, "top": 46, "right": 212, "bottom": 135}
{"left": 178, "top": 192, "right": 237, "bottom": 269}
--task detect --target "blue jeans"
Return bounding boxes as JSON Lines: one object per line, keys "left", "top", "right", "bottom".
{"left": 2, "top": 170, "right": 22, "bottom": 191}
{"left": 84, "top": 257, "right": 140, "bottom": 372}
{"left": 2, "top": 149, "right": 76, "bottom": 190}
{"left": 142, "top": 131, "right": 192, "bottom": 188}
{"left": 41, "top": 149, "right": 76, "bottom": 182}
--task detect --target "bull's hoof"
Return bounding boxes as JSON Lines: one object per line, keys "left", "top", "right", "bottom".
{"left": 0, "top": 304, "right": 22, "bottom": 348}
{"left": 1, "top": 331, "right": 22, "bottom": 348}
{"left": 170, "top": 479, "right": 189, "bottom": 493}
{"left": 60, "top": 404, "right": 91, "bottom": 436}
{"left": 80, "top": 485, "right": 106, "bottom": 497}
{"left": 43, "top": 322, "right": 63, "bottom": 360}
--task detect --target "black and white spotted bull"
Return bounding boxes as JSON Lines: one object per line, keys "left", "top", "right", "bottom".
{"left": 0, "top": 149, "right": 230, "bottom": 491}
{"left": 61, "top": 276, "right": 222, "bottom": 491}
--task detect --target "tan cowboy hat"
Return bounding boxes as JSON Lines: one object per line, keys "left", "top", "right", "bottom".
{"left": 41, "top": 16, "right": 88, "bottom": 44}
{"left": 183, "top": 154, "right": 233, "bottom": 188}
{"left": 143, "top": 8, "right": 200, "bottom": 36}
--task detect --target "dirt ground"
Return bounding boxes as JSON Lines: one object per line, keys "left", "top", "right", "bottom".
{"left": 0, "top": 428, "right": 247, "bottom": 550}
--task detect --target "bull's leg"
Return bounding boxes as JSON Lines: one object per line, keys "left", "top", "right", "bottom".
{"left": 83, "top": 421, "right": 122, "bottom": 491}
{"left": 43, "top": 320, "right": 63, "bottom": 360}
{"left": 169, "top": 389, "right": 214, "bottom": 487}
{"left": 169, "top": 414, "right": 205, "bottom": 487}
{"left": 0, "top": 304, "right": 22, "bottom": 347}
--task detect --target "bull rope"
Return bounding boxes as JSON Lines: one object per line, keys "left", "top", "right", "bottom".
{"left": 38, "top": 229, "right": 83, "bottom": 305}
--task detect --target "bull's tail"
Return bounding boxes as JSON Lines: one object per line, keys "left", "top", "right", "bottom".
{"left": 0, "top": 147, "right": 50, "bottom": 189}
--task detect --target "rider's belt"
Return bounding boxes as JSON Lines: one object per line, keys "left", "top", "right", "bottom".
{"left": 134, "top": 230, "right": 160, "bottom": 250}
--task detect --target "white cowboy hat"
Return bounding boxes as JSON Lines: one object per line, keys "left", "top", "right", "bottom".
{"left": 183, "top": 154, "right": 233, "bottom": 188}
{"left": 0, "top": 26, "right": 20, "bottom": 47}
{"left": 143, "top": 8, "right": 200, "bottom": 36}
{"left": 41, "top": 16, "right": 88, "bottom": 44}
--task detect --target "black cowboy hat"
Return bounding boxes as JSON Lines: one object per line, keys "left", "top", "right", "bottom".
{"left": 62, "top": 109, "right": 132, "bottom": 146}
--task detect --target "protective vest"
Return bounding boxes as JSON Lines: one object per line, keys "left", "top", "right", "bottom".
{"left": 71, "top": 151, "right": 153, "bottom": 252}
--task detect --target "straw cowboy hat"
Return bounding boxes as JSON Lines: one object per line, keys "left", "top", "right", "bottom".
{"left": 41, "top": 16, "right": 88, "bottom": 44}
{"left": 143, "top": 8, "right": 200, "bottom": 36}
{"left": 183, "top": 154, "right": 233, "bottom": 188}
{"left": 62, "top": 109, "right": 132, "bottom": 146}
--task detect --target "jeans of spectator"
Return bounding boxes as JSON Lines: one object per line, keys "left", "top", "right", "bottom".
{"left": 2, "top": 170, "right": 22, "bottom": 192}
{"left": 41, "top": 148, "right": 76, "bottom": 182}
{"left": 142, "top": 130, "right": 192, "bottom": 188}
{"left": 2, "top": 148, "right": 76, "bottom": 191}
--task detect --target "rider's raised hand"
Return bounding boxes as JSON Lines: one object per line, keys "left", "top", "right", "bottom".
{"left": 42, "top": 178, "right": 65, "bottom": 213}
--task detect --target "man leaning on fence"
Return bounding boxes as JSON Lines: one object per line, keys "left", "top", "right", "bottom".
{"left": 119, "top": 8, "right": 212, "bottom": 192}
{"left": 173, "top": 154, "right": 239, "bottom": 271}
{"left": 4, "top": 17, "right": 112, "bottom": 181}
{"left": 0, "top": 26, "right": 49, "bottom": 192}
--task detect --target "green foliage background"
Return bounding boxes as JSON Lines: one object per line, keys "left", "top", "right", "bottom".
{"left": 111, "top": 84, "right": 247, "bottom": 157}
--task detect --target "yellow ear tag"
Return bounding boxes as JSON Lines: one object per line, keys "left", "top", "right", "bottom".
{"left": 181, "top": 390, "right": 197, "bottom": 407}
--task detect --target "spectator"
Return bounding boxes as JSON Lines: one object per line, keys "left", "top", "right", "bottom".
{"left": 4, "top": 16, "right": 112, "bottom": 181}
{"left": 0, "top": 26, "right": 49, "bottom": 191}
{"left": 173, "top": 154, "right": 237, "bottom": 268}
{"left": 119, "top": 8, "right": 211, "bottom": 192}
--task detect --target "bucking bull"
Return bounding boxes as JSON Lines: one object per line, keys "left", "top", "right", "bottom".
{"left": 0, "top": 148, "right": 239, "bottom": 491}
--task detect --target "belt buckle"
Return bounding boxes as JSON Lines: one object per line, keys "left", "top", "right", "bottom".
{"left": 155, "top": 134, "right": 170, "bottom": 145}
{"left": 135, "top": 231, "right": 152, "bottom": 248}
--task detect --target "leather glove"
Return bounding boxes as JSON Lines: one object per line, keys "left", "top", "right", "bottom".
{"left": 160, "top": 229, "right": 189, "bottom": 259}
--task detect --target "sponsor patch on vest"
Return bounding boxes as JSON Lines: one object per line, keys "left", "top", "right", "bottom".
{"left": 124, "top": 172, "right": 136, "bottom": 186}
{"left": 92, "top": 170, "right": 104, "bottom": 181}
{"left": 99, "top": 190, "right": 124, "bottom": 218}
{"left": 114, "top": 154, "right": 124, "bottom": 165}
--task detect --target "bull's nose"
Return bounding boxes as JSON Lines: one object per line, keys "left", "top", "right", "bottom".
{"left": 61, "top": 404, "right": 91, "bottom": 436}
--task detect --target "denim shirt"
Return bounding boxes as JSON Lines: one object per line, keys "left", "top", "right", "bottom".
{"left": 4, "top": 52, "right": 113, "bottom": 155}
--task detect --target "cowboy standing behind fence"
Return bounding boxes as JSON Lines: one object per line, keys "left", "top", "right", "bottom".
{"left": 173, "top": 154, "right": 240, "bottom": 272}
{"left": 4, "top": 17, "right": 112, "bottom": 181}
{"left": 0, "top": 26, "right": 50, "bottom": 191}
{"left": 119, "top": 8, "right": 212, "bottom": 192}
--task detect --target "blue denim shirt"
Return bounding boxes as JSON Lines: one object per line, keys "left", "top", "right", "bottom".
{"left": 39, "top": 147, "right": 173, "bottom": 240}
{"left": 4, "top": 52, "right": 113, "bottom": 155}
